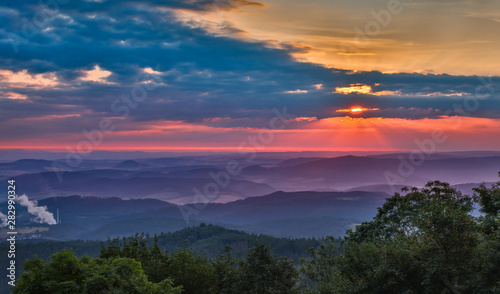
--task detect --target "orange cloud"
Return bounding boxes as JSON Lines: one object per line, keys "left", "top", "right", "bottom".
{"left": 79, "top": 65, "right": 114, "bottom": 84}
{"left": 294, "top": 117, "right": 318, "bottom": 122}
{"left": 15, "top": 114, "right": 82, "bottom": 121}
{"left": 1, "top": 92, "right": 28, "bottom": 100}
{"left": 0, "top": 69, "right": 62, "bottom": 89}
{"left": 335, "top": 83, "right": 400, "bottom": 96}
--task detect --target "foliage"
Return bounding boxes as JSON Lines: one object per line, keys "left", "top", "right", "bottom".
{"left": 100, "top": 235, "right": 301, "bottom": 294}
{"left": 473, "top": 173, "right": 500, "bottom": 234}
{"left": 13, "top": 249, "right": 181, "bottom": 294}
{"left": 13, "top": 178, "right": 500, "bottom": 294}
{"left": 345, "top": 181, "right": 475, "bottom": 243}
{"left": 302, "top": 180, "right": 500, "bottom": 294}
{"left": 300, "top": 236, "right": 342, "bottom": 294}
{"left": 151, "top": 224, "right": 320, "bottom": 261}
{"left": 213, "top": 243, "right": 301, "bottom": 294}
{"left": 101, "top": 235, "right": 215, "bottom": 294}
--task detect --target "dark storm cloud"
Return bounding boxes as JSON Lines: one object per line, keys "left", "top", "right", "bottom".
{"left": 0, "top": 0, "right": 499, "bottom": 134}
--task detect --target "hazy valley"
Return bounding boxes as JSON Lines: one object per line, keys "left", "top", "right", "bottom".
{"left": 1, "top": 151, "right": 498, "bottom": 240}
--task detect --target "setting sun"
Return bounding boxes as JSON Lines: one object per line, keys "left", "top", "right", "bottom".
{"left": 336, "top": 107, "right": 380, "bottom": 114}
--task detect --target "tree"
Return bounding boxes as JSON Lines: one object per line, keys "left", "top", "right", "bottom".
{"left": 14, "top": 250, "right": 84, "bottom": 294}
{"left": 345, "top": 181, "right": 475, "bottom": 244}
{"left": 302, "top": 181, "right": 496, "bottom": 294}
{"left": 14, "top": 249, "right": 182, "bottom": 294}
{"left": 101, "top": 235, "right": 216, "bottom": 294}
{"left": 100, "top": 234, "right": 172, "bottom": 284}
{"left": 212, "top": 246, "right": 241, "bottom": 294}
{"left": 212, "top": 243, "right": 300, "bottom": 294}
{"left": 470, "top": 175, "right": 500, "bottom": 292}
{"left": 239, "top": 243, "right": 300, "bottom": 294}
{"left": 473, "top": 173, "right": 500, "bottom": 234}
{"left": 300, "top": 236, "right": 341, "bottom": 294}
{"left": 166, "top": 246, "right": 216, "bottom": 294}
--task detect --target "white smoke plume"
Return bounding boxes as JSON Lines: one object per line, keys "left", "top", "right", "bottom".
{"left": 17, "top": 194, "right": 57, "bottom": 225}
{"left": 0, "top": 212, "right": 7, "bottom": 227}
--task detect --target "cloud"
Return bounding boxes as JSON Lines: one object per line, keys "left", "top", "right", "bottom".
{"left": 0, "top": 69, "right": 63, "bottom": 89}
{"left": 0, "top": 91, "right": 28, "bottom": 100}
{"left": 79, "top": 65, "right": 114, "bottom": 84}
{"left": 0, "top": 0, "right": 499, "bottom": 145}
{"left": 285, "top": 89, "right": 308, "bottom": 94}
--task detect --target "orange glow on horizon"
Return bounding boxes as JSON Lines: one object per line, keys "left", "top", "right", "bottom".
{"left": 2, "top": 117, "right": 500, "bottom": 153}
{"left": 0, "top": 145, "right": 398, "bottom": 153}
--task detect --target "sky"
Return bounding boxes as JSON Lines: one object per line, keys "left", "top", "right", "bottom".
{"left": 1, "top": 0, "right": 500, "bottom": 153}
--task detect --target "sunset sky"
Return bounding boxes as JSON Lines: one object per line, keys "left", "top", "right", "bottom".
{"left": 1, "top": 0, "right": 500, "bottom": 152}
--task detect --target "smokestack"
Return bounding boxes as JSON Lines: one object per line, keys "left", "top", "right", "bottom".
{"left": 17, "top": 194, "right": 57, "bottom": 225}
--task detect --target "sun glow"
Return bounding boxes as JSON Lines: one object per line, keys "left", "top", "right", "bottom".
{"left": 336, "top": 106, "right": 380, "bottom": 114}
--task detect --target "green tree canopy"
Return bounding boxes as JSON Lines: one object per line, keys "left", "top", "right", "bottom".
{"left": 14, "top": 249, "right": 182, "bottom": 294}
{"left": 473, "top": 173, "right": 500, "bottom": 234}
{"left": 302, "top": 180, "right": 500, "bottom": 294}
{"left": 213, "top": 242, "right": 300, "bottom": 294}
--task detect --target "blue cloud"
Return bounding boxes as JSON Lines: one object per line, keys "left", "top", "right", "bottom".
{"left": 0, "top": 0, "right": 499, "bottom": 135}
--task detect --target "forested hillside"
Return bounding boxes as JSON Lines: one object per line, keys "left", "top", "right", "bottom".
{"left": 8, "top": 177, "right": 500, "bottom": 293}
{"left": 0, "top": 225, "right": 324, "bottom": 294}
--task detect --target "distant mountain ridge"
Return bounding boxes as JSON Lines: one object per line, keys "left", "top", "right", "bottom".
{"left": 240, "top": 155, "right": 500, "bottom": 191}
{"left": 5, "top": 169, "right": 276, "bottom": 202}
{"left": 1, "top": 190, "right": 390, "bottom": 239}
{"left": 2, "top": 154, "right": 499, "bottom": 202}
